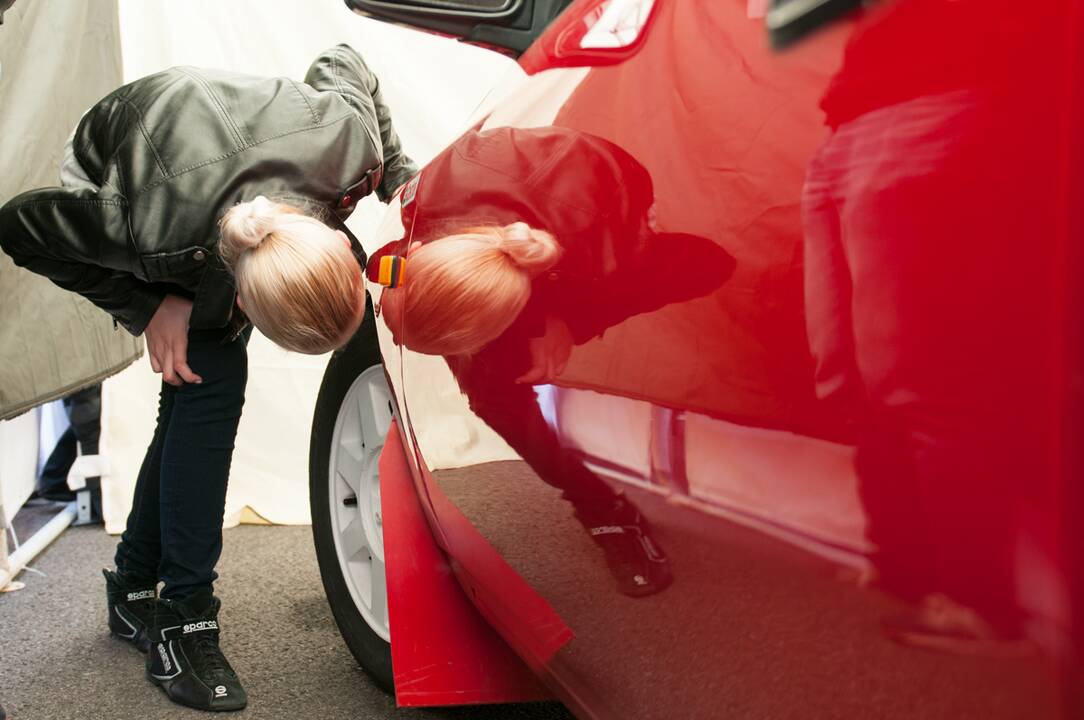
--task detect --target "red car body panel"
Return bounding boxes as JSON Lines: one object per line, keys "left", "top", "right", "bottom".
{"left": 380, "top": 419, "right": 554, "bottom": 706}
{"left": 371, "top": 0, "right": 1084, "bottom": 716}
{"left": 412, "top": 441, "right": 576, "bottom": 669}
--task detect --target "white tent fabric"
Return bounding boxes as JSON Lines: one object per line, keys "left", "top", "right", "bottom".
{"left": 0, "top": 408, "right": 37, "bottom": 586}
{"left": 0, "top": 411, "right": 38, "bottom": 530}
{"left": 100, "top": 0, "right": 518, "bottom": 533}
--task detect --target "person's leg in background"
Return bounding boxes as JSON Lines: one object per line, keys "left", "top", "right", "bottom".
{"left": 36, "top": 423, "right": 77, "bottom": 501}
{"left": 68, "top": 385, "right": 104, "bottom": 521}
{"left": 67, "top": 385, "right": 102, "bottom": 456}
{"left": 802, "top": 121, "right": 940, "bottom": 605}
{"left": 832, "top": 91, "right": 1022, "bottom": 638}
{"left": 37, "top": 385, "right": 102, "bottom": 503}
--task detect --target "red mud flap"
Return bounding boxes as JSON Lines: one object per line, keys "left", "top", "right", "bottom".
{"left": 379, "top": 420, "right": 554, "bottom": 707}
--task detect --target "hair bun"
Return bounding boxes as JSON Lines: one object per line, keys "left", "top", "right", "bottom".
{"left": 219, "top": 195, "right": 278, "bottom": 266}
{"left": 495, "top": 221, "right": 561, "bottom": 274}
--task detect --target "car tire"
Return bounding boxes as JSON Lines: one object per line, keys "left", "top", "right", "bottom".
{"left": 310, "top": 297, "right": 396, "bottom": 693}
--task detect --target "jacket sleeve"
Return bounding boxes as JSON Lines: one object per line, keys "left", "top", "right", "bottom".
{"left": 304, "top": 44, "right": 418, "bottom": 202}
{"left": 0, "top": 187, "right": 165, "bottom": 336}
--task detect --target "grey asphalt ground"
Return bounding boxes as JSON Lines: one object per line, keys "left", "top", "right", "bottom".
{"left": 0, "top": 523, "right": 574, "bottom": 720}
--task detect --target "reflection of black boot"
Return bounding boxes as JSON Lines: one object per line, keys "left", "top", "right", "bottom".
{"left": 880, "top": 593, "right": 1033, "bottom": 659}
{"left": 575, "top": 498, "right": 672, "bottom": 598}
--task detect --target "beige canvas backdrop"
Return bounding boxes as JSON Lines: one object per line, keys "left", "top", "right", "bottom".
{"left": 0, "top": 0, "right": 142, "bottom": 539}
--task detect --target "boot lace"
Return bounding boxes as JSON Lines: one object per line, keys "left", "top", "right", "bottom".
{"left": 191, "top": 628, "right": 232, "bottom": 677}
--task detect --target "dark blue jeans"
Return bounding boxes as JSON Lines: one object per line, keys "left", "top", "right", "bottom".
{"left": 114, "top": 326, "right": 251, "bottom": 600}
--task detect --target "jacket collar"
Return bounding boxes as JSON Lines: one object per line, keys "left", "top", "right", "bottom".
{"left": 277, "top": 194, "right": 367, "bottom": 266}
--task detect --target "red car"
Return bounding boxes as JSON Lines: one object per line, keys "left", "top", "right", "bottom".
{"left": 308, "top": 1, "right": 1084, "bottom": 717}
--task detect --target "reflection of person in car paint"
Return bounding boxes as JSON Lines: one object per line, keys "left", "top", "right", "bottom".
{"left": 376, "top": 127, "right": 734, "bottom": 598}
{"left": 801, "top": 0, "right": 1055, "bottom": 648}
{"left": 376, "top": 220, "right": 562, "bottom": 360}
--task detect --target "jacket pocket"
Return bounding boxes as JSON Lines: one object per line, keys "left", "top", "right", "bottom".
{"left": 140, "top": 246, "right": 211, "bottom": 284}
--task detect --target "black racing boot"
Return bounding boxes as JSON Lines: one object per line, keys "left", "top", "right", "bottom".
{"left": 145, "top": 594, "right": 247, "bottom": 712}
{"left": 575, "top": 498, "right": 673, "bottom": 598}
{"left": 103, "top": 569, "right": 158, "bottom": 652}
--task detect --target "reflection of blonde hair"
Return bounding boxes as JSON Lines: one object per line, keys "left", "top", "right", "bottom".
{"left": 381, "top": 222, "right": 561, "bottom": 356}
{"left": 219, "top": 196, "right": 363, "bottom": 354}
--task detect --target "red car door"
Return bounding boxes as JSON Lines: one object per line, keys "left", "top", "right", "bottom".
{"left": 390, "top": 0, "right": 1084, "bottom": 716}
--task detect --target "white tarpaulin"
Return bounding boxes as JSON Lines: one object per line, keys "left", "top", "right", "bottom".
{"left": 99, "top": 0, "right": 517, "bottom": 533}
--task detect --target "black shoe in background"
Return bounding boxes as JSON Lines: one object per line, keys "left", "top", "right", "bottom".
{"left": 103, "top": 569, "right": 158, "bottom": 653}
{"left": 37, "top": 426, "right": 78, "bottom": 501}
{"left": 28, "top": 488, "right": 77, "bottom": 503}
{"left": 146, "top": 593, "right": 247, "bottom": 712}
{"left": 575, "top": 497, "right": 673, "bottom": 598}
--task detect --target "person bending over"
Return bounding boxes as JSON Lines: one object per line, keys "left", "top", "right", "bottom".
{"left": 0, "top": 44, "right": 415, "bottom": 712}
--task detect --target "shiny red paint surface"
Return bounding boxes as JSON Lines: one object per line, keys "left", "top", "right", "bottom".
{"left": 371, "top": 0, "right": 1084, "bottom": 717}
{"left": 380, "top": 419, "right": 553, "bottom": 706}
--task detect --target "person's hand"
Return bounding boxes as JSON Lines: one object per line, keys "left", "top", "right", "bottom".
{"left": 515, "top": 316, "right": 573, "bottom": 385}
{"left": 144, "top": 294, "right": 202, "bottom": 386}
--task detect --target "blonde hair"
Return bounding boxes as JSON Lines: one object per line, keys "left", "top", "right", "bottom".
{"left": 219, "top": 196, "right": 364, "bottom": 354}
{"left": 381, "top": 222, "right": 561, "bottom": 356}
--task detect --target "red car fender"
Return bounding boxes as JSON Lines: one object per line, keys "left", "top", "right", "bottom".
{"left": 379, "top": 419, "right": 564, "bottom": 707}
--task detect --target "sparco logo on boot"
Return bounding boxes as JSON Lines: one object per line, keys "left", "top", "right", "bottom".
{"left": 158, "top": 644, "right": 172, "bottom": 673}
{"left": 126, "top": 590, "right": 155, "bottom": 601}
{"left": 183, "top": 620, "right": 219, "bottom": 633}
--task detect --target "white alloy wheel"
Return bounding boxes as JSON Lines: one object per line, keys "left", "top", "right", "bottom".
{"left": 328, "top": 365, "right": 394, "bottom": 641}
